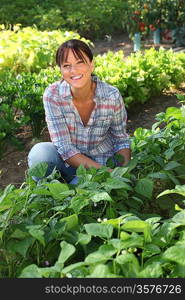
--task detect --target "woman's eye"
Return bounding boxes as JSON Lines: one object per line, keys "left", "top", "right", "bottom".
{"left": 77, "top": 60, "right": 84, "bottom": 64}
{"left": 63, "top": 64, "right": 70, "bottom": 68}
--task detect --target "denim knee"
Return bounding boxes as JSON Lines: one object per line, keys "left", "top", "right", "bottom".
{"left": 28, "top": 142, "right": 76, "bottom": 182}
{"left": 28, "top": 142, "right": 60, "bottom": 177}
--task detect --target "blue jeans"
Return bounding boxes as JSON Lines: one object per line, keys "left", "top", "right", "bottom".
{"left": 28, "top": 142, "right": 77, "bottom": 183}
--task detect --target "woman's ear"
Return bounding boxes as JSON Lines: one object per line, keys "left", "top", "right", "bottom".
{"left": 91, "top": 60, "right": 95, "bottom": 73}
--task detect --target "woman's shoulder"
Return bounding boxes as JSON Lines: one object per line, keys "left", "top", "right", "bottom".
{"left": 93, "top": 75, "right": 120, "bottom": 99}
{"left": 44, "top": 80, "right": 69, "bottom": 97}
{"left": 45, "top": 80, "right": 64, "bottom": 92}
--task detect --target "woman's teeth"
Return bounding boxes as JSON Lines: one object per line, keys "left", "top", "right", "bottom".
{"left": 71, "top": 75, "right": 83, "bottom": 80}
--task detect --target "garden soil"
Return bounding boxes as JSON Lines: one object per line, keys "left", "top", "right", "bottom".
{"left": 0, "top": 33, "right": 184, "bottom": 189}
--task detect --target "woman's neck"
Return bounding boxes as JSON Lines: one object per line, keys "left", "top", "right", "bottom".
{"left": 71, "top": 81, "right": 94, "bottom": 103}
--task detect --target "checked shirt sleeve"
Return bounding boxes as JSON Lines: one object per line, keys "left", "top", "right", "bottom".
{"left": 43, "top": 84, "right": 80, "bottom": 161}
{"left": 110, "top": 90, "right": 131, "bottom": 153}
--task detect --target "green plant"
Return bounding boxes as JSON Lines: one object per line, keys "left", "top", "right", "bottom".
{"left": 0, "top": 25, "right": 92, "bottom": 76}
{"left": 1, "top": 102, "right": 185, "bottom": 277}
{"left": 13, "top": 69, "right": 60, "bottom": 138}
{"left": 0, "top": 0, "right": 128, "bottom": 39}
{"left": 0, "top": 161, "right": 185, "bottom": 278}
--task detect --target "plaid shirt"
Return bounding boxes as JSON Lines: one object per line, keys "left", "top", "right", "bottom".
{"left": 43, "top": 75, "right": 130, "bottom": 166}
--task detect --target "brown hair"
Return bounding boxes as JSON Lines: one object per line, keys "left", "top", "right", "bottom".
{"left": 56, "top": 39, "right": 93, "bottom": 67}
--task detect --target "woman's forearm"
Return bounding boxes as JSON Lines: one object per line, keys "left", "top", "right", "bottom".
{"left": 65, "top": 153, "right": 103, "bottom": 169}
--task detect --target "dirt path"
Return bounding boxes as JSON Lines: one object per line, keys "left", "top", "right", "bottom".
{"left": 0, "top": 34, "right": 184, "bottom": 190}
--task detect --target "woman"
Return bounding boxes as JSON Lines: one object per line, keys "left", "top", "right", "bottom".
{"left": 28, "top": 39, "right": 131, "bottom": 184}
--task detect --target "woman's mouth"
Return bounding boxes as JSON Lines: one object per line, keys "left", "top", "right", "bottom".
{"left": 70, "top": 75, "right": 83, "bottom": 80}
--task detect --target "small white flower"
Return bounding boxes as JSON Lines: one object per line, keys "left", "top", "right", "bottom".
{"left": 97, "top": 218, "right": 102, "bottom": 222}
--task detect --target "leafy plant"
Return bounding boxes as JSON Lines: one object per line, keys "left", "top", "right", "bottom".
{"left": 0, "top": 25, "right": 92, "bottom": 76}
{"left": 1, "top": 102, "right": 185, "bottom": 278}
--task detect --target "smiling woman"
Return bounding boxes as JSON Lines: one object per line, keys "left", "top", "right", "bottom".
{"left": 27, "top": 39, "right": 131, "bottom": 184}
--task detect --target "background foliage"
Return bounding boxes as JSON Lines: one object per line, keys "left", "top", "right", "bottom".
{"left": 0, "top": 0, "right": 184, "bottom": 39}
{"left": 0, "top": 0, "right": 127, "bottom": 39}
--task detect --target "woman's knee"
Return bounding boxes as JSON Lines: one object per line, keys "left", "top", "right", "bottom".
{"left": 28, "top": 142, "right": 58, "bottom": 167}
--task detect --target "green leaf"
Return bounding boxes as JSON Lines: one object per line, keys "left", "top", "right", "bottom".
{"left": 45, "top": 183, "right": 69, "bottom": 200}
{"left": 126, "top": 158, "right": 138, "bottom": 172}
{"left": 27, "top": 225, "right": 45, "bottom": 246}
{"left": 7, "top": 237, "right": 34, "bottom": 257}
{"left": 110, "top": 238, "right": 127, "bottom": 250}
{"left": 10, "top": 228, "right": 28, "bottom": 239}
{"left": 153, "top": 222, "right": 178, "bottom": 247}
{"left": 31, "top": 188, "right": 52, "bottom": 196}
{"left": 58, "top": 241, "right": 76, "bottom": 264}
{"left": 148, "top": 172, "right": 168, "bottom": 180}
{"left": 61, "top": 262, "right": 85, "bottom": 275}
{"left": 115, "top": 252, "right": 139, "bottom": 267}
{"left": 60, "top": 214, "right": 78, "bottom": 231}
{"left": 103, "top": 178, "right": 132, "bottom": 191}
{"left": 69, "top": 195, "right": 89, "bottom": 213}
{"left": 110, "top": 167, "right": 128, "bottom": 178}
{"left": 165, "top": 107, "right": 182, "bottom": 121}
{"left": 139, "top": 262, "right": 163, "bottom": 278}
{"left": 84, "top": 223, "right": 113, "bottom": 239}
{"left": 119, "top": 232, "right": 144, "bottom": 249}
{"left": 88, "top": 264, "right": 111, "bottom": 278}
{"left": 85, "top": 251, "right": 109, "bottom": 264}
{"left": 135, "top": 178, "right": 153, "bottom": 199}
{"left": 131, "top": 196, "right": 144, "bottom": 205}
{"left": 115, "top": 252, "right": 140, "bottom": 276}
{"left": 19, "top": 264, "right": 41, "bottom": 278}
{"left": 85, "top": 245, "right": 116, "bottom": 265}
{"left": 38, "top": 265, "right": 60, "bottom": 278}
{"left": 163, "top": 244, "right": 185, "bottom": 265}
{"left": 103, "top": 215, "right": 132, "bottom": 229}
{"left": 142, "top": 244, "right": 161, "bottom": 259}
{"left": 0, "top": 200, "right": 13, "bottom": 212}
{"left": 172, "top": 210, "right": 185, "bottom": 225}
{"left": 164, "top": 148, "right": 175, "bottom": 160}
{"left": 98, "top": 244, "right": 117, "bottom": 257}
{"left": 28, "top": 162, "right": 48, "bottom": 178}
{"left": 157, "top": 184, "right": 185, "bottom": 198}
{"left": 76, "top": 164, "right": 87, "bottom": 177}
{"left": 121, "top": 220, "right": 151, "bottom": 243}
{"left": 173, "top": 264, "right": 185, "bottom": 277}
{"left": 164, "top": 161, "right": 181, "bottom": 170}
{"left": 76, "top": 233, "right": 91, "bottom": 245}
{"left": 90, "top": 191, "right": 112, "bottom": 202}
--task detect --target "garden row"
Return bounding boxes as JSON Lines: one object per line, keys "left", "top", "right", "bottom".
{"left": 0, "top": 103, "right": 185, "bottom": 277}
{"left": 0, "top": 0, "right": 184, "bottom": 40}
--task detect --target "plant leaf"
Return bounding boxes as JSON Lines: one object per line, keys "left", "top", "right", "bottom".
{"left": 135, "top": 178, "right": 153, "bottom": 199}
{"left": 121, "top": 220, "right": 151, "bottom": 242}
{"left": 163, "top": 244, "right": 185, "bottom": 265}
{"left": 19, "top": 264, "right": 41, "bottom": 278}
{"left": 60, "top": 214, "right": 78, "bottom": 231}
{"left": 28, "top": 162, "right": 48, "bottom": 178}
{"left": 58, "top": 241, "right": 76, "bottom": 264}
{"left": 84, "top": 223, "right": 113, "bottom": 239}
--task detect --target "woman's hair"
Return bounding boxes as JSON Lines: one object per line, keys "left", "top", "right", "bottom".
{"left": 56, "top": 39, "right": 93, "bottom": 67}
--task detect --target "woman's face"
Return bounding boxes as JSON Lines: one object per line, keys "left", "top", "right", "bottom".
{"left": 60, "top": 49, "right": 94, "bottom": 90}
